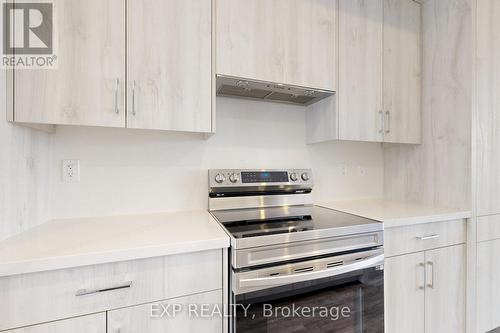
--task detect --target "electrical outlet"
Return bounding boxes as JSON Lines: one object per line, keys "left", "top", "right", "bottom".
{"left": 341, "top": 164, "right": 348, "bottom": 176}
{"left": 358, "top": 166, "right": 366, "bottom": 177}
{"left": 62, "top": 159, "right": 80, "bottom": 183}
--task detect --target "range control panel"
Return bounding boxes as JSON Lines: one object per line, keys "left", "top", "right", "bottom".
{"left": 241, "top": 171, "right": 289, "bottom": 183}
{"left": 209, "top": 169, "right": 313, "bottom": 188}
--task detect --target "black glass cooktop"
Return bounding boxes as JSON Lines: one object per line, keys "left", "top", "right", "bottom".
{"left": 212, "top": 206, "right": 381, "bottom": 239}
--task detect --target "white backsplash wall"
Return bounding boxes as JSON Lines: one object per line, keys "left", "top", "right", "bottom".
{"left": 0, "top": 72, "right": 51, "bottom": 240}
{"left": 49, "top": 97, "right": 383, "bottom": 219}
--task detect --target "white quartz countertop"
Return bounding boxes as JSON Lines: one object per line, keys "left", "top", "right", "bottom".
{"left": 0, "top": 210, "right": 229, "bottom": 277}
{"left": 318, "top": 199, "right": 471, "bottom": 228}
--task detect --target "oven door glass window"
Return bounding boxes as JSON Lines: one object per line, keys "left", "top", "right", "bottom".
{"left": 233, "top": 268, "right": 383, "bottom": 333}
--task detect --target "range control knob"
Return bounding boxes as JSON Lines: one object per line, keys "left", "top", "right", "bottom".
{"left": 215, "top": 173, "right": 226, "bottom": 184}
{"left": 301, "top": 172, "right": 310, "bottom": 181}
{"left": 290, "top": 172, "right": 298, "bottom": 182}
{"left": 229, "top": 173, "right": 240, "bottom": 183}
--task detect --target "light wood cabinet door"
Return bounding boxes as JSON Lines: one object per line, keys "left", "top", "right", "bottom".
{"left": 476, "top": 0, "right": 500, "bottom": 216}
{"left": 477, "top": 239, "right": 500, "bottom": 333}
{"left": 4, "top": 313, "right": 105, "bottom": 333}
{"left": 127, "top": 0, "right": 212, "bottom": 132}
{"left": 425, "top": 244, "right": 466, "bottom": 333}
{"left": 14, "top": 0, "right": 126, "bottom": 127}
{"left": 338, "top": 0, "right": 384, "bottom": 142}
{"left": 384, "top": 252, "right": 425, "bottom": 333}
{"left": 382, "top": 0, "right": 422, "bottom": 144}
{"left": 216, "top": 0, "right": 337, "bottom": 91}
{"left": 108, "top": 289, "right": 222, "bottom": 333}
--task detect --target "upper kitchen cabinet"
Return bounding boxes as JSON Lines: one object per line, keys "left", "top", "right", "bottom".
{"left": 335, "top": 0, "right": 421, "bottom": 143}
{"left": 338, "top": 0, "right": 384, "bottom": 142}
{"left": 127, "top": 0, "right": 213, "bottom": 132}
{"left": 215, "top": 0, "right": 337, "bottom": 91}
{"left": 13, "top": 0, "right": 126, "bottom": 127}
{"left": 382, "top": 0, "right": 422, "bottom": 144}
{"left": 11, "top": 0, "right": 213, "bottom": 133}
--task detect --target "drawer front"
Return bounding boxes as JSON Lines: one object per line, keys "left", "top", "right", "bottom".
{"left": 3, "top": 313, "right": 106, "bottom": 333}
{"left": 0, "top": 250, "right": 222, "bottom": 331}
{"left": 385, "top": 220, "right": 466, "bottom": 257}
{"left": 108, "top": 289, "right": 222, "bottom": 333}
{"left": 477, "top": 214, "right": 500, "bottom": 242}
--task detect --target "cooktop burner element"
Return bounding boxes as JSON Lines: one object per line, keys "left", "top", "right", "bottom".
{"left": 212, "top": 205, "right": 380, "bottom": 241}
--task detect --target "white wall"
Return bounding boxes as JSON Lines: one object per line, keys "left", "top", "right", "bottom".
{"left": 49, "top": 97, "right": 384, "bottom": 219}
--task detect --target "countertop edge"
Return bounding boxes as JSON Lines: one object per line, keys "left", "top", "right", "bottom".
{"left": 0, "top": 237, "right": 230, "bottom": 278}
{"left": 382, "top": 211, "right": 472, "bottom": 228}
{"left": 317, "top": 202, "right": 472, "bottom": 228}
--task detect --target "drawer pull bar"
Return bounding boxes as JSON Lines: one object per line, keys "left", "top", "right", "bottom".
{"left": 416, "top": 234, "right": 439, "bottom": 241}
{"left": 76, "top": 281, "right": 133, "bottom": 296}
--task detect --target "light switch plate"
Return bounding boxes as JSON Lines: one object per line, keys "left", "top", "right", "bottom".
{"left": 62, "top": 159, "right": 80, "bottom": 183}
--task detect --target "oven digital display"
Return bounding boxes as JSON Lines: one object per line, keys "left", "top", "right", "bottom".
{"left": 241, "top": 171, "right": 289, "bottom": 183}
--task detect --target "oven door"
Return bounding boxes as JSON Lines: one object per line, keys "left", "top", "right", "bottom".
{"left": 231, "top": 249, "right": 384, "bottom": 333}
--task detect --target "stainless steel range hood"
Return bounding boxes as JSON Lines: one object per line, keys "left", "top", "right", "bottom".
{"left": 216, "top": 75, "right": 335, "bottom": 106}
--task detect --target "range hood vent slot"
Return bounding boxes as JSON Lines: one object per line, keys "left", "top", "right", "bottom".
{"left": 218, "top": 84, "right": 271, "bottom": 99}
{"left": 266, "top": 92, "right": 316, "bottom": 104}
{"left": 216, "top": 75, "right": 335, "bottom": 106}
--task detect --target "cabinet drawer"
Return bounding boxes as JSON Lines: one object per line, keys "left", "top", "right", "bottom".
{"left": 108, "top": 289, "right": 222, "bottom": 333}
{"left": 0, "top": 250, "right": 222, "bottom": 331}
{"left": 477, "top": 214, "right": 500, "bottom": 242}
{"left": 3, "top": 313, "right": 106, "bottom": 333}
{"left": 384, "top": 220, "right": 466, "bottom": 257}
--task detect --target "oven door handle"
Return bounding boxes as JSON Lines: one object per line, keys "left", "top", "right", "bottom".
{"left": 238, "top": 254, "right": 384, "bottom": 290}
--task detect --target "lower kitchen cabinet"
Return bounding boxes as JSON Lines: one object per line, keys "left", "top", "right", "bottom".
{"left": 385, "top": 252, "right": 425, "bottom": 333}
{"left": 477, "top": 239, "right": 500, "bottom": 332}
{"left": 424, "top": 245, "right": 466, "bottom": 333}
{"left": 3, "top": 313, "right": 106, "bottom": 333}
{"left": 107, "top": 289, "right": 222, "bottom": 333}
{"left": 385, "top": 243, "right": 465, "bottom": 333}
{"left": 0, "top": 250, "right": 223, "bottom": 332}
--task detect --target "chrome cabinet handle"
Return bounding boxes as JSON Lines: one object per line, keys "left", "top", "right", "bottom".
{"left": 131, "top": 80, "right": 137, "bottom": 116}
{"left": 426, "top": 261, "right": 434, "bottom": 288}
{"left": 418, "top": 262, "right": 425, "bottom": 290}
{"left": 385, "top": 111, "right": 391, "bottom": 133}
{"left": 379, "top": 110, "right": 383, "bottom": 133}
{"left": 75, "top": 281, "right": 132, "bottom": 296}
{"left": 416, "top": 234, "right": 440, "bottom": 241}
{"left": 114, "top": 78, "right": 120, "bottom": 114}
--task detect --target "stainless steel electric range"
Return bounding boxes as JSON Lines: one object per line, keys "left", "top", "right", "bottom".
{"left": 209, "top": 169, "right": 384, "bottom": 333}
